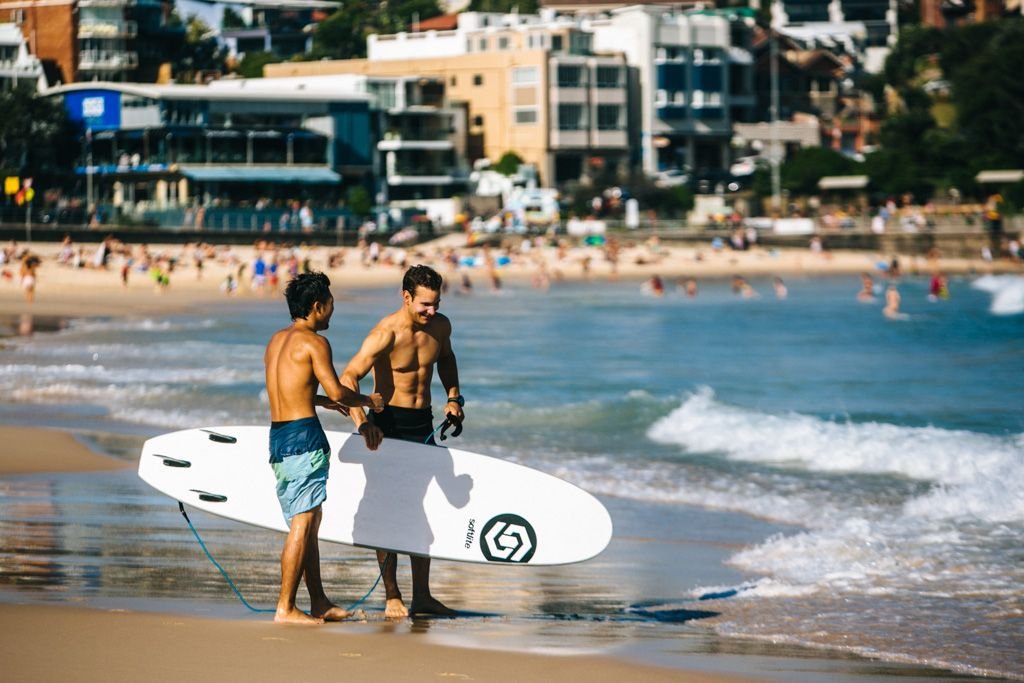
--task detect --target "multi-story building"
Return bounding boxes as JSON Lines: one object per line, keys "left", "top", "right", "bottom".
{"left": 45, "top": 80, "right": 374, "bottom": 215}
{"left": 266, "top": 11, "right": 631, "bottom": 186}
{"left": 79, "top": 0, "right": 185, "bottom": 83}
{"left": 586, "top": 5, "right": 757, "bottom": 178}
{"left": 770, "top": 0, "right": 897, "bottom": 72}
{"left": 216, "top": 0, "right": 339, "bottom": 61}
{"left": 1, "top": 0, "right": 183, "bottom": 84}
{"left": 211, "top": 73, "right": 470, "bottom": 214}
{"left": 0, "top": 0, "right": 77, "bottom": 84}
{"left": 0, "top": 21, "right": 46, "bottom": 90}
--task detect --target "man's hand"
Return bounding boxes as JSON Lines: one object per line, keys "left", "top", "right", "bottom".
{"left": 443, "top": 401, "right": 464, "bottom": 426}
{"left": 365, "top": 392, "right": 385, "bottom": 413}
{"left": 358, "top": 422, "right": 383, "bottom": 451}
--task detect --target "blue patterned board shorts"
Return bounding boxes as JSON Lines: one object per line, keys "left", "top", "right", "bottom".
{"left": 269, "top": 416, "right": 331, "bottom": 523}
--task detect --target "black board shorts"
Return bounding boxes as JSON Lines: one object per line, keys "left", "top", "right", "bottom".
{"left": 369, "top": 405, "right": 435, "bottom": 445}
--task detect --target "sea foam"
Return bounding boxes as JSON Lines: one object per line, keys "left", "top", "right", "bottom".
{"left": 972, "top": 274, "right": 1024, "bottom": 315}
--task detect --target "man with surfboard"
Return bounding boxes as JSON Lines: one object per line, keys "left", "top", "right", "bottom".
{"left": 342, "top": 264, "right": 465, "bottom": 618}
{"left": 265, "top": 272, "right": 384, "bottom": 625}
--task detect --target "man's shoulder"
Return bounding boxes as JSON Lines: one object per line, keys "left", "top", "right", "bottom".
{"left": 430, "top": 312, "right": 453, "bottom": 333}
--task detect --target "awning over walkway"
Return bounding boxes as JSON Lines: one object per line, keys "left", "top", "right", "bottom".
{"left": 177, "top": 165, "right": 341, "bottom": 184}
{"left": 819, "top": 175, "right": 869, "bottom": 190}
{"left": 975, "top": 169, "right": 1024, "bottom": 184}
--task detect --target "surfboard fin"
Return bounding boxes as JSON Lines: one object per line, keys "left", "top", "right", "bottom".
{"left": 155, "top": 454, "right": 191, "bottom": 468}
{"left": 190, "top": 489, "right": 228, "bottom": 503}
{"left": 201, "top": 429, "right": 237, "bottom": 444}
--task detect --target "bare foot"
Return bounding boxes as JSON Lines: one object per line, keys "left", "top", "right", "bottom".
{"left": 312, "top": 601, "right": 353, "bottom": 622}
{"left": 410, "top": 595, "right": 457, "bottom": 617}
{"left": 384, "top": 597, "right": 409, "bottom": 619}
{"left": 274, "top": 607, "right": 324, "bottom": 625}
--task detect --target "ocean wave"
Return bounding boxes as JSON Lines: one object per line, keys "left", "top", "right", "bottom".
{"left": 10, "top": 340, "right": 262, "bottom": 362}
{"left": 0, "top": 363, "right": 262, "bottom": 386}
{"left": 972, "top": 274, "right": 1024, "bottom": 316}
{"left": 648, "top": 386, "right": 1022, "bottom": 489}
{"left": 63, "top": 317, "right": 220, "bottom": 334}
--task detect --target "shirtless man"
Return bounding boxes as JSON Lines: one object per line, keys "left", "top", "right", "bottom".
{"left": 265, "top": 272, "right": 383, "bottom": 625}
{"left": 883, "top": 284, "right": 903, "bottom": 319}
{"left": 342, "top": 264, "right": 465, "bottom": 618}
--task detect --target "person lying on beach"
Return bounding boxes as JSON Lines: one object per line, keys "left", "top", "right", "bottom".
{"left": 342, "top": 264, "right": 465, "bottom": 619}
{"left": 264, "top": 272, "right": 383, "bottom": 625}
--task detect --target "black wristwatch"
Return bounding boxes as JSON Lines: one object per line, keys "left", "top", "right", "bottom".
{"left": 447, "top": 395, "right": 465, "bottom": 407}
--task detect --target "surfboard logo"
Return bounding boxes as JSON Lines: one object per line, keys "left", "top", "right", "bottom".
{"left": 480, "top": 514, "right": 536, "bottom": 563}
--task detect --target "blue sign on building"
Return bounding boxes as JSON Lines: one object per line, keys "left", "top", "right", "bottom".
{"left": 64, "top": 90, "right": 121, "bottom": 131}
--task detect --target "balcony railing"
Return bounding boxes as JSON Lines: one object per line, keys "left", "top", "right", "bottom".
{"left": 78, "top": 0, "right": 136, "bottom": 6}
{"left": 79, "top": 20, "right": 138, "bottom": 38}
{"left": 79, "top": 50, "right": 138, "bottom": 70}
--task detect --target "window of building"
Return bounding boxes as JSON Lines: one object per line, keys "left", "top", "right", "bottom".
{"left": 596, "top": 66, "right": 621, "bottom": 88}
{"left": 478, "top": 38, "right": 488, "bottom": 51}
{"left": 473, "top": 74, "right": 483, "bottom": 86}
{"left": 514, "top": 108, "right": 538, "bottom": 125}
{"left": 556, "top": 64, "right": 584, "bottom": 88}
{"left": 557, "top": 103, "right": 586, "bottom": 130}
{"left": 451, "top": 75, "right": 457, "bottom": 86}
{"left": 570, "top": 32, "right": 591, "bottom": 54}
{"left": 552, "top": 35, "right": 563, "bottom": 51}
{"left": 473, "top": 115, "right": 484, "bottom": 127}
{"left": 512, "top": 66, "right": 539, "bottom": 84}
{"left": 596, "top": 104, "right": 622, "bottom": 130}
{"left": 498, "top": 36, "right": 509, "bottom": 50}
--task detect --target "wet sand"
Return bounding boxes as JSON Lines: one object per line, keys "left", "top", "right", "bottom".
{"left": 0, "top": 423, "right": 758, "bottom": 683}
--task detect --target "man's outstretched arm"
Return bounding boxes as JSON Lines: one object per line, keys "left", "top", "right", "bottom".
{"left": 310, "top": 336, "right": 382, "bottom": 412}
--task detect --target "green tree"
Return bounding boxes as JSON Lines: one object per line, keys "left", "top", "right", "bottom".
{"left": 312, "top": 0, "right": 441, "bottom": 59}
{"left": 222, "top": 7, "right": 247, "bottom": 29}
{"left": 782, "top": 147, "right": 857, "bottom": 196}
{"left": 493, "top": 151, "right": 523, "bottom": 175}
{"left": 235, "top": 51, "right": 283, "bottom": 79}
{"left": 312, "top": 1, "right": 375, "bottom": 59}
{"left": 0, "top": 83, "right": 75, "bottom": 176}
{"left": 944, "top": 20, "right": 1024, "bottom": 170}
{"left": 883, "top": 25, "right": 943, "bottom": 87}
{"left": 468, "top": 0, "right": 539, "bottom": 13}
{"left": 172, "top": 14, "right": 227, "bottom": 80}
{"left": 346, "top": 185, "right": 372, "bottom": 217}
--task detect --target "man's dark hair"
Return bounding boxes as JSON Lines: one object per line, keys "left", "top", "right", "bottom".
{"left": 402, "top": 264, "right": 443, "bottom": 297}
{"left": 285, "top": 271, "right": 332, "bottom": 320}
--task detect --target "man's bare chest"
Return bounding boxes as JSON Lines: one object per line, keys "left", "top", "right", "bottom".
{"left": 389, "top": 331, "right": 440, "bottom": 372}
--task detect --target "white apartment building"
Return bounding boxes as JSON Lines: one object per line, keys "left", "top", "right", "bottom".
{"left": 363, "top": 11, "right": 631, "bottom": 185}
{"left": 0, "top": 22, "right": 45, "bottom": 90}
{"left": 587, "top": 5, "right": 757, "bottom": 177}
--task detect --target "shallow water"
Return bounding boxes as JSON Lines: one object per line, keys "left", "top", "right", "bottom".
{"left": 1, "top": 273, "right": 1021, "bottom": 680}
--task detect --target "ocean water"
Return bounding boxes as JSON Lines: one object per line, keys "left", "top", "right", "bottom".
{"left": 0, "top": 273, "right": 1021, "bottom": 680}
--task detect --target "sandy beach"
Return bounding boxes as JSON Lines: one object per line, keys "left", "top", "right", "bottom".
{"left": 2, "top": 234, "right": 1019, "bottom": 682}
{"left": 1, "top": 232, "right": 1012, "bottom": 319}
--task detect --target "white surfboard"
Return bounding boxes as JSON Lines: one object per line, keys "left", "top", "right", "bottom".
{"left": 138, "top": 426, "right": 613, "bottom": 566}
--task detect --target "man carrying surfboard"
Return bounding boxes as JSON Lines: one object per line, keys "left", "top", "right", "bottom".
{"left": 265, "top": 271, "right": 384, "bottom": 625}
{"left": 342, "top": 264, "right": 465, "bottom": 618}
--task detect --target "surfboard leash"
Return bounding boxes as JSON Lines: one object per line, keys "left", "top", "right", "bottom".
{"left": 178, "top": 502, "right": 274, "bottom": 614}
{"left": 178, "top": 502, "right": 385, "bottom": 615}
